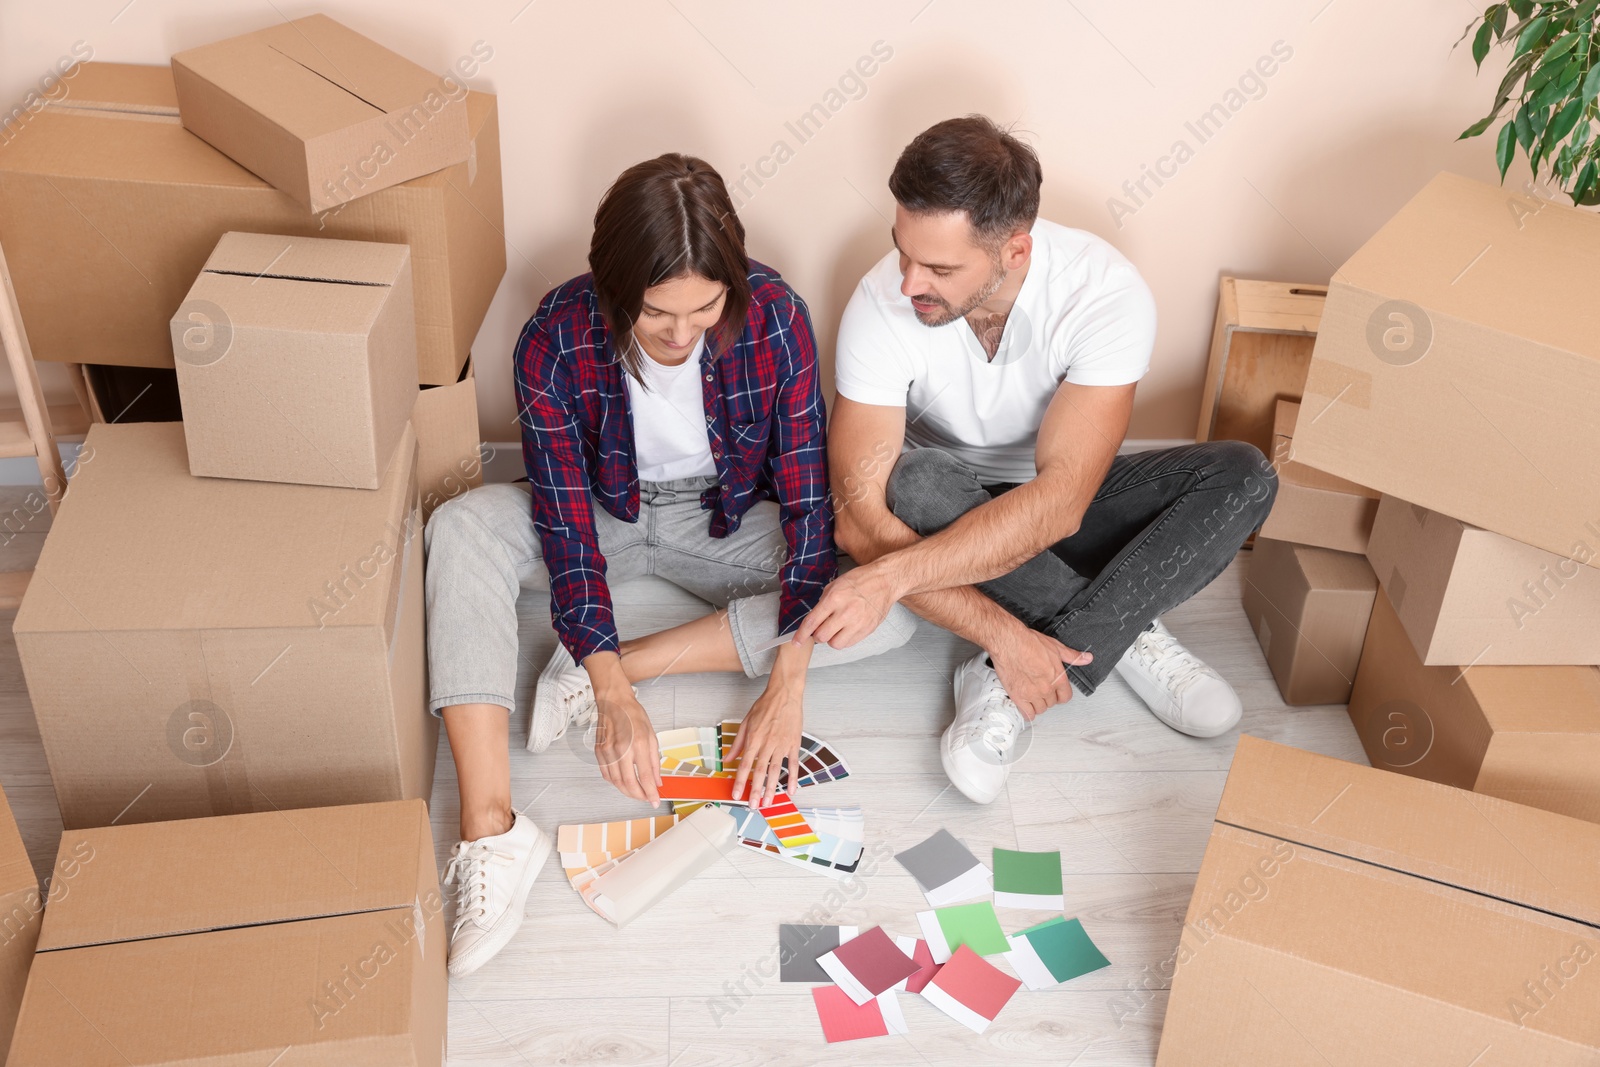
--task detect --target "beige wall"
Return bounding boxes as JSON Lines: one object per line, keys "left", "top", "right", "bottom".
{"left": 1, "top": 0, "right": 1517, "bottom": 442}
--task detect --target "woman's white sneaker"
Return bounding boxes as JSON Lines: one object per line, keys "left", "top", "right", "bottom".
{"left": 940, "top": 651, "right": 1030, "bottom": 804}
{"left": 1113, "top": 620, "right": 1241, "bottom": 738}
{"left": 443, "top": 813, "right": 551, "bottom": 978}
{"left": 527, "top": 644, "right": 600, "bottom": 753}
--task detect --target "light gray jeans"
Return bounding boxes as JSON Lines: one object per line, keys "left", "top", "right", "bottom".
{"left": 424, "top": 475, "right": 918, "bottom": 715}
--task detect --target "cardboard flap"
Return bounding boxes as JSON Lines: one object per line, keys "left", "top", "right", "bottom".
{"left": 1218, "top": 737, "right": 1600, "bottom": 927}
{"left": 49, "top": 61, "right": 179, "bottom": 114}
{"left": 1334, "top": 172, "right": 1600, "bottom": 364}
{"left": 259, "top": 15, "right": 446, "bottom": 114}
{"left": 37, "top": 800, "right": 430, "bottom": 950}
{"left": 1292, "top": 541, "right": 1377, "bottom": 594}
{"left": 13, "top": 421, "right": 417, "bottom": 634}
{"left": 203, "top": 231, "right": 409, "bottom": 287}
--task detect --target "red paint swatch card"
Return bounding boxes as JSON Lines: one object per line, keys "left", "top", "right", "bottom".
{"left": 816, "top": 925, "right": 919, "bottom": 1005}
{"left": 811, "top": 985, "right": 907, "bottom": 1042}
{"left": 893, "top": 935, "right": 940, "bottom": 994}
{"left": 919, "top": 944, "right": 1022, "bottom": 1034}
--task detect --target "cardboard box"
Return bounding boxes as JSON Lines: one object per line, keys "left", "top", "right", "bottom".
{"left": 0, "top": 782, "right": 41, "bottom": 1060}
{"left": 11, "top": 421, "right": 433, "bottom": 830}
{"left": 413, "top": 354, "right": 483, "bottom": 521}
{"left": 172, "top": 15, "right": 471, "bottom": 212}
{"left": 7, "top": 800, "right": 446, "bottom": 1065}
{"left": 173, "top": 232, "right": 419, "bottom": 489}
{"left": 1241, "top": 537, "right": 1376, "bottom": 705}
{"left": 1156, "top": 736, "right": 1600, "bottom": 1066}
{"left": 1258, "top": 399, "right": 1379, "bottom": 553}
{"left": 1291, "top": 172, "right": 1600, "bottom": 564}
{"left": 1366, "top": 494, "right": 1600, "bottom": 665}
{"left": 1347, "top": 588, "right": 1600, "bottom": 823}
{"left": 1195, "top": 278, "right": 1325, "bottom": 456}
{"left": 0, "top": 62, "right": 504, "bottom": 385}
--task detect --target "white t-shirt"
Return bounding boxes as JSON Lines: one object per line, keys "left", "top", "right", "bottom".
{"left": 834, "top": 218, "right": 1157, "bottom": 483}
{"left": 625, "top": 333, "right": 719, "bottom": 483}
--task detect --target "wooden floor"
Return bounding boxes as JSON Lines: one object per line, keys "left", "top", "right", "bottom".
{"left": 0, "top": 486, "right": 1368, "bottom": 1066}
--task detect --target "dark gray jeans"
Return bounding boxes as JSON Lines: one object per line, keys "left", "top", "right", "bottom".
{"left": 884, "top": 441, "right": 1276, "bottom": 695}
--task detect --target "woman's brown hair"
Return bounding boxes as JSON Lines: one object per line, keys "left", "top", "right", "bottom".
{"left": 589, "top": 153, "right": 750, "bottom": 381}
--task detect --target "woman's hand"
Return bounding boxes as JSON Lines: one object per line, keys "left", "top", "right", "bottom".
{"left": 584, "top": 652, "right": 662, "bottom": 804}
{"left": 729, "top": 640, "right": 812, "bottom": 807}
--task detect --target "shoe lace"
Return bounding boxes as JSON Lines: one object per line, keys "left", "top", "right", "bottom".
{"left": 444, "top": 841, "right": 506, "bottom": 934}
{"left": 562, "top": 677, "right": 597, "bottom": 729}
{"left": 1135, "top": 628, "right": 1209, "bottom": 697}
{"left": 971, "top": 682, "right": 1025, "bottom": 755}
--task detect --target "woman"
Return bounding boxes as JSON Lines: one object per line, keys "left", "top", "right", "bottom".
{"left": 424, "top": 153, "right": 915, "bottom": 976}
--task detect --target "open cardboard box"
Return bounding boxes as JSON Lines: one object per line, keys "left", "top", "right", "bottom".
{"left": 7, "top": 799, "right": 446, "bottom": 1065}
{"left": 1158, "top": 736, "right": 1600, "bottom": 1064}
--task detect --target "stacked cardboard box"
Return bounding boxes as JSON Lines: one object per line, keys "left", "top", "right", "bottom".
{"left": 7, "top": 800, "right": 446, "bottom": 1065}
{"left": 0, "top": 783, "right": 40, "bottom": 1059}
{"left": 1282, "top": 171, "right": 1600, "bottom": 821}
{"left": 1157, "top": 737, "right": 1600, "bottom": 1064}
{"left": 1245, "top": 401, "right": 1380, "bottom": 706}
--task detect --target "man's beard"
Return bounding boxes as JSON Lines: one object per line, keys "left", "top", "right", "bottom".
{"left": 911, "top": 257, "right": 1008, "bottom": 327}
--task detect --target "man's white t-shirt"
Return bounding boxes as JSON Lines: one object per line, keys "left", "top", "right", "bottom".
{"left": 625, "top": 333, "right": 719, "bottom": 483}
{"left": 834, "top": 218, "right": 1157, "bottom": 484}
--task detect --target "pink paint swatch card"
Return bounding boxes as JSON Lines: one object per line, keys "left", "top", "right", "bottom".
{"left": 919, "top": 944, "right": 1023, "bottom": 1034}
{"left": 811, "top": 984, "right": 908, "bottom": 1042}
{"left": 893, "top": 935, "right": 940, "bottom": 994}
{"left": 815, "top": 925, "right": 919, "bottom": 1006}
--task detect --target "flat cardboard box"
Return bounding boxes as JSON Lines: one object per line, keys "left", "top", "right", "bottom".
{"left": 7, "top": 800, "right": 445, "bottom": 1065}
{"left": 413, "top": 354, "right": 483, "bottom": 521}
{"left": 11, "top": 421, "right": 434, "bottom": 830}
{"left": 1258, "top": 399, "right": 1379, "bottom": 553}
{"left": 1347, "top": 588, "right": 1600, "bottom": 823}
{"left": 0, "top": 62, "right": 504, "bottom": 385}
{"left": 1290, "top": 171, "right": 1600, "bottom": 565}
{"left": 172, "top": 15, "right": 471, "bottom": 212}
{"left": 1156, "top": 736, "right": 1600, "bottom": 1066}
{"left": 0, "top": 782, "right": 41, "bottom": 1060}
{"left": 1242, "top": 536, "right": 1376, "bottom": 705}
{"left": 173, "top": 232, "right": 419, "bottom": 489}
{"left": 1366, "top": 494, "right": 1600, "bottom": 665}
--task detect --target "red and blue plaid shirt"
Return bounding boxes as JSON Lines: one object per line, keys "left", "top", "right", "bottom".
{"left": 514, "top": 262, "right": 835, "bottom": 664}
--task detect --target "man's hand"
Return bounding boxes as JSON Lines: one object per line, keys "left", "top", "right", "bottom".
{"left": 794, "top": 563, "right": 900, "bottom": 649}
{"left": 989, "top": 627, "right": 1093, "bottom": 720}
{"left": 591, "top": 685, "right": 662, "bottom": 804}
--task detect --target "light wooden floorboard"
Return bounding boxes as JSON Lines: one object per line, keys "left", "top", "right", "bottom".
{"left": 0, "top": 483, "right": 1367, "bottom": 1066}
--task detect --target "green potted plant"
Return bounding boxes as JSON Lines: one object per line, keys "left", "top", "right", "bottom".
{"left": 1457, "top": 0, "right": 1600, "bottom": 204}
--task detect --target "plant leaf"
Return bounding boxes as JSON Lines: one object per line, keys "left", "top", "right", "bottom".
{"left": 1575, "top": 157, "right": 1599, "bottom": 202}
{"left": 1474, "top": 20, "right": 1495, "bottom": 66}
{"left": 1509, "top": 0, "right": 1533, "bottom": 20}
{"left": 1516, "top": 14, "right": 1551, "bottom": 54}
{"left": 1583, "top": 61, "right": 1600, "bottom": 104}
{"left": 1493, "top": 3, "right": 1509, "bottom": 35}
{"left": 1546, "top": 96, "right": 1586, "bottom": 144}
{"left": 1497, "top": 119, "right": 1518, "bottom": 178}
{"left": 1515, "top": 100, "right": 1536, "bottom": 149}
{"left": 1543, "top": 30, "right": 1582, "bottom": 65}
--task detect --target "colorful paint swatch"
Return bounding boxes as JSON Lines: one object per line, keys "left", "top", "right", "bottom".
{"left": 556, "top": 814, "right": 681, "bottom": 868}
{"left": 716, "top": 720, "right": 851, "bottom": 790}
{"left": 755, "top": 793, "right": 820, "bottom": 848}
{"left": 655, "top": 726, "right": 720, "bottom": 769}
{"left": 892, "top": 935, "right": 940, "bottom": 994}
{"left": 919, "top": 945, "right": 1022, "bottom": 1034}
{"left": 1004, "top": 917, "right": 1110, "bottom": 990}
{"left": 780, "top": 923, "right": 857, "bottom": 982}
{"left": 731, "top": 806, "right": 863, "bottom": 878}
{"left": 816, "top": 926, "right": 920, "bottom": 1005}
{"left": 896, "top": 829, "right": 992, "bottom": 906}
{"left": 917, "top": 901, "right": 1010, "bottom": 963}
{"left": 658, "top": 774, "right": 739, "bottom": 802}
{"left": 811, "top": 984, "right": 908, "bottom": 1042}
{"left": 992, "top": 848, "right": 1065, "bottom": 909}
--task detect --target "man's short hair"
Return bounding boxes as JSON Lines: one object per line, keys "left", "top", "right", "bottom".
{"left": 888, "top": 115, "right": 1042, "bottom": 247}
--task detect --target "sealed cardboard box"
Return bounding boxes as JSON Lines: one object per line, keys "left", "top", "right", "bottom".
{"left": 1347, "top": 588, "right": 1600, "bottom": 822}
{"left": 413, "top": 354, "right": 484, "bottom": 521}
{"left": 173, "top": 232, "right": 419, "bottom": 489}
{"left": 11, "top": 421, "right": 433, "bottom": 829}
{"left": 172, "top": 16, "right": 471, "bottom": 212}
{"left": 1258, "top": 399, "right": 1379, "bottom": 553}
{"left": 0, "top": 782, "right": 41, "bottom": 1060}
{"left": 1242, "top": 536, "right": 1376, "bottom": 705}
{"left": 0, "top": 62, "right": 504, "bottom": 385}
{"left": 7, "top": 799, "right": 446, "bottom": 1066}
{"left": 1366, "top": 494, "right": 1600, "bottom": 665}
{"left": 1157, "top": 736, "right": 1600, "bottom": 1066}
{"left": 1290, "top": 171, "right": 1600, "bottom": 564}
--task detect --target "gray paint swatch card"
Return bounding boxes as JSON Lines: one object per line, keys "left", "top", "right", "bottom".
{"left": 779, "top": 923, "right": 857, "bottom": 982}
{"left": 895, "top": 829, "right": 993, "bottom": 906}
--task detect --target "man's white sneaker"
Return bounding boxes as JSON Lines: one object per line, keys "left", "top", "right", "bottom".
{"left": 940, "top": 651, "right": 1031, "bottom": 805}
{"left": 528, "top": 644, "right": 599, "bottom": 753}
{"left": 1114, "top": 620, "right": 1242, "bottom": 738}
{"left": 443, "top": 813, "right": 552, "bottom": 979}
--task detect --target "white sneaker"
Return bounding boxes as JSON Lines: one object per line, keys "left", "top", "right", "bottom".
{"left": 527, "top": 643, "right": 602, "bottom": 753}
{"left": 443, "top": 813, "right": 552, "bottom": 978}
{"left": 940, "top": 651, "right": 1030, "bottom": 804}
{"left": 1114, "top": 620, "right": 1242, "bottom": 738}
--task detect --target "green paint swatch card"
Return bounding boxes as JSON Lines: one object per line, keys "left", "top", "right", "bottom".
{"left": 992, "top": 848, "right": 1064, "bottom": 908}
{"left": 916, "top": 900, "right": 1009, "bottom": 962}
{"left": 1006, "top": 916, "right": 1111, "bottom": 989}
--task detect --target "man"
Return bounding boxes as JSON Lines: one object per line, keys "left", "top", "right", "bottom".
{"left": 796, "top": 116, "right": 1276, "bottom": 803}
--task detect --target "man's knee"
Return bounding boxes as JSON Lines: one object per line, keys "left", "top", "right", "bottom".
{"left": 884, "top": 448, "right": 983, "bottom": 533}
{"left": 1205, "top": 440, "right": 1278, "bottom": 521}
